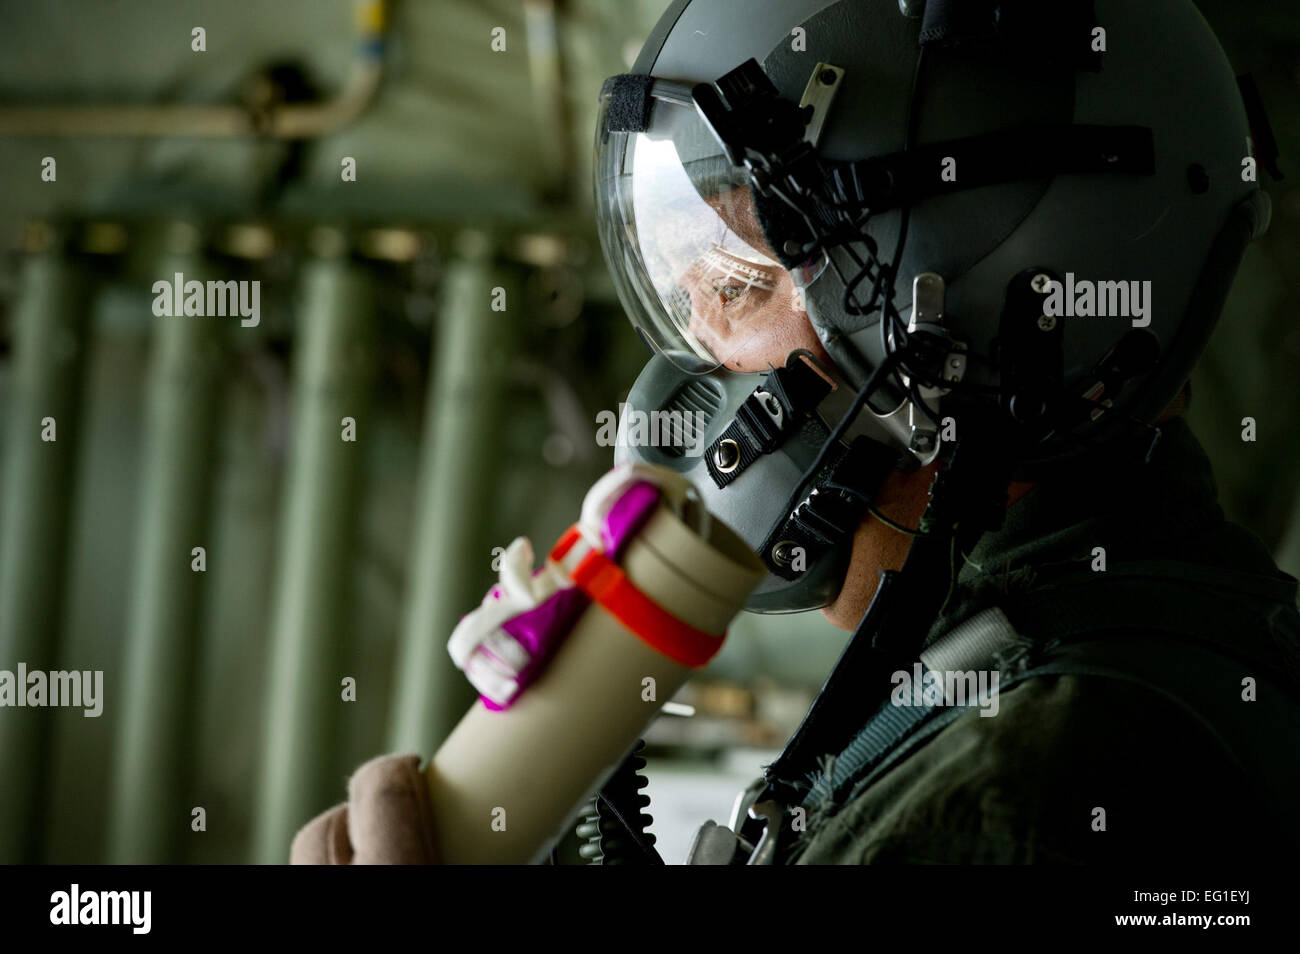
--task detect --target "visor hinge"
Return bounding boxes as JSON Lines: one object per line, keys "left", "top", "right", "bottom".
{"left": 693, "top": 59, "right": 811, "bottom": 163}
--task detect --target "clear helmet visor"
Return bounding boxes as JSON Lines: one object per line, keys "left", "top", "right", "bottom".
{"left": 596, "top": 86, "right": 827, "bottom": 375}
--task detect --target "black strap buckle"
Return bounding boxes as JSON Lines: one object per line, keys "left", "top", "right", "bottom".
{"left": 757, "top": 436, "right": 900, "bottom": 580}
{"left": 705, "top": 357, "right": 833, "bottom": 488}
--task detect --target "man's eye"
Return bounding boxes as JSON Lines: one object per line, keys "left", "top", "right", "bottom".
{"left": 718, "top": 283, "right": 744, "bottom": 302}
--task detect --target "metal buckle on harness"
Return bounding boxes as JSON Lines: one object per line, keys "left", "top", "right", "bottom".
{"left": 731, "top": 777, "right": 784, "bottom": 865}
{"left": 744, "top": 801, "right": 784, "bottom": 865}
{"left": 685, "top": 776, "right": 787, "bottom": 865}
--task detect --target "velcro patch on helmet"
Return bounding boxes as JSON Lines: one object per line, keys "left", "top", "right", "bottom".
{"left": 601, "top": 73, "right": 655, "bottom": 133}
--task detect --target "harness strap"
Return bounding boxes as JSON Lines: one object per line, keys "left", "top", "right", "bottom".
{"left": 831, "top": 123, "right": 1154, "bottom": 216}
{"left": 794, "top": 569, "right": 1300, "bottom": 850}
{"left": 919, "top": 606, "right": 1029, "bottom": 675}
{"left": 705, "top": 358, "right": 832, "bottom": 489}
{"left": 803, "top": 608, "right": 1026, "bottom": 810}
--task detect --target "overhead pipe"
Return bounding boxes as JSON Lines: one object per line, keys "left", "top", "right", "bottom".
{"left": 0, "top": 1, "right": 386, "bottom": 139}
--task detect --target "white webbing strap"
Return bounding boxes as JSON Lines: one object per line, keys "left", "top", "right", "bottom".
{"left": 919, "top": 606, "right": 1030, "bottom": 676}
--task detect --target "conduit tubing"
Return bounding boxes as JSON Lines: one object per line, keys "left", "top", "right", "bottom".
{"left": 106, "top": 228, "right": 224, "bottom": 863}
{"left": 0, "top": 229, "right": 93, "bottom": 863}
{"left": 252, "top": 244, "right": 376, "bottom": 864}
{"left": 0, "top": 1, "right": 386, "bottom": 139}
{"left": 387, "top": 242, "right": 519, "bottom": 756}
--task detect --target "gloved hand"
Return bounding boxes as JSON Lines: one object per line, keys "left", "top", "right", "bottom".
{"left": 289, "top": 753, "right": 439, "bottom": 864}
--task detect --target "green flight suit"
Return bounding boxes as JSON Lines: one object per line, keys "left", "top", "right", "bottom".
{"left": 788, "top": 418, "right": 1300, "bottom": 864}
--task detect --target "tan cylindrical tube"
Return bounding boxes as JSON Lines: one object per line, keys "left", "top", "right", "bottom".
{"left": 426, "top": 496, "right": 765, "bottom": 864}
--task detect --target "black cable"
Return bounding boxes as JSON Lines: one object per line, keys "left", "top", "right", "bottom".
{"left": 875, "top": 48, "right": 925, "bottom": 373}
{"left": 755, "top": 43, "right": 934, "bottom": 541}
{"left": 772, "top": 350, "right": 905, "bottom": 526}
{"left": 891, "top": 46, "right": 926, "bottom": 277}
{"left": 820, "top": 475, "right": 933, "bottom": 538}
